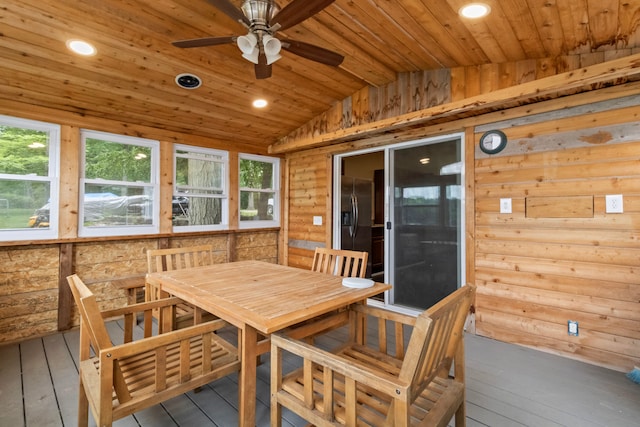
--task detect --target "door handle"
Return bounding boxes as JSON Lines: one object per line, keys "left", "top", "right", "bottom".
{"left": 353, "top": 194, "right": 359, "bottom": 238}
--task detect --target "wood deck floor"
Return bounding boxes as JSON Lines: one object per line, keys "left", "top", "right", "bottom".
{"left": 1, "top": 320, "right": 639, "bottom": 427}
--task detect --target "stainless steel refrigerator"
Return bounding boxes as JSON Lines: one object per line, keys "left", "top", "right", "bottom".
{"left": 340, "top": 177, "right": 372, "bottom": 277}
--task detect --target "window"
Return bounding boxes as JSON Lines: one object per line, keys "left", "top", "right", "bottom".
{"left": 239, "top": 154, "right": 279, "bottom": 228}
{"left": 80, "top": 130, "right": 159, "bottom": 237}
{"left": 173, "top": 144, "right": 228, "bottom": 231}
{"left": 0, "top": 115, "right": 60, "bottom": 240}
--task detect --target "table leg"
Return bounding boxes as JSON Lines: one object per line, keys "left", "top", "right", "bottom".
{"left": 239, "top": 324, "right": 258, "bottom": 427}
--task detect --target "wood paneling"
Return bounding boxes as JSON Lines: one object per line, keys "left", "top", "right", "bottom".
{"left": 525, "top": 196, "right": 594, "bottom": 218}
{"left": 474, "top": 115, "right": 640, "bottom": 372}
{"left": 287, "top": 151, "right": 331, "bottom": 253}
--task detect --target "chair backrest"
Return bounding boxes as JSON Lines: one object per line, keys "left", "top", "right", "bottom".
{"left": 399, "top": 285, "right": 475, "bottom": 397}
{"left": 67, "top": 274, "right": 130, "bottom": 402}
{"left": 311, "top": 247, "right": 368, "bottom": 278}
{"left": 67, "top": 274, "right": 114, "bottom": 354}
{"left": 147, "top": 244, "right": 213, "bottom": 273}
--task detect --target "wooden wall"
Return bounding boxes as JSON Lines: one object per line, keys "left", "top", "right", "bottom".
{"left": 473, "top": 107, "right": 640, "bottom": 372}
{"left": 285, "top": 151, "right": 332, "bottom": 269}
{"left": 0, "top": 231, "right": 279, "bottom": 344}
{"left": 283, "top": 50, "right": 640, "bottom": 371}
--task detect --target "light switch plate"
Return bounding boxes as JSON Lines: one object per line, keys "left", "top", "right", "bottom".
{"left": 500, "top": 198, "right": 512, "bottom": 214}
{"left": 313, "top": 216, "right": 323, "bottom": 226}
{"left": 605, "top": 194, "right": 623, "bottom": 213}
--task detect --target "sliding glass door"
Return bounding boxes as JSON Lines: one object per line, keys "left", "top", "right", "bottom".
{"left": 387, "top": 135, "right": 464, "bottom": 310}
{"left": 333, "top": 133, "right": 464, "bottom": 312}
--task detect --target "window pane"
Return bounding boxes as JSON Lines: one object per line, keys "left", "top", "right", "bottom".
{"left": 82, "top": 185, "right": 153, "bottom": 226}
{"left": 240, "top": 190, "right": 274, "bottom": 221}
{"left": 173, "top": 146, "right": 227, "bottom": 229}
{"left": 0, "top": 126, "right": 50, "bottom": 176}
{"left": 240, "top": 159, "right": 273, "bottom": 190}
{"left": 175, "top": 156, "right": 224, "bottom": 195}
{"left": 172, "top": 196, "right": 223, "bottom": 227}
{"left": 239, "top": 154, "right": 279, "bottom": 228}
{"left": 0, "top": 179, "right": 50, "bottom": 229}
{"left": 85, "top": 138, "right": 151, "bottom": 182}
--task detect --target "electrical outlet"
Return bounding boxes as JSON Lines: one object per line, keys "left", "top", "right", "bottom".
{"left": 605, "top": 194, "right": 623, "bottom": 213}
{"left": 568, "top": 320, "right": 579, "bottom": 336}
{"left": 313, "top": 216, "right": 322, "bottom": 226}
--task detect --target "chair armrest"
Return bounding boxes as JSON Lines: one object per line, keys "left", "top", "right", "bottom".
{"left": 101, "top": 318, "right": 230, "bottom": 359}
{"left": 351, "top": 304, "right": 417, "bottom": 327}
{"left": 271, "top": 332, "right": 408, "bottom": 398}
{"left": 100, "top": 297, "right": 184, "bottom": 319}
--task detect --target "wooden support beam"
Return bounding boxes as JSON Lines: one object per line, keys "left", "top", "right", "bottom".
{"left": 269, "top": 53, "right": 640, "bottom": 154}
{"left": 57, "top": 243, "right": 74, "bottom": 330}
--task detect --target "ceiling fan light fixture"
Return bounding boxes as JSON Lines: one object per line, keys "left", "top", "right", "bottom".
{"left": 242, "top": 49, "right": 260, "bottom": 64}
{"left": 262, "top": 34, "right": 282, "bottom": 64}
{"left": 237, "top": 33, "right": 258, "bottom": 54}
{"left": 459, "top": 3, "right": 491, "bottom": 19}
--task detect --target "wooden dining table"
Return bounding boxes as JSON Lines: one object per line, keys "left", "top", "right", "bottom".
{"left": 145, "top": 260, "right": 391, "bottom": 427}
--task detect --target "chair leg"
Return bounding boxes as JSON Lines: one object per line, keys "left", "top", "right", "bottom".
{"left": 454, "top": 399, "right": 466, "bottom": 427}
{"left": 78, "top": 377, "right": 89, "bottom": 427}
{"left": 270, "top": 397, "right": 283, "bottom": 427}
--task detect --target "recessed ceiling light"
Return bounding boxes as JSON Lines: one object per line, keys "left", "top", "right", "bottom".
{"left": 253, "top": 99, "right": 268, "bottom": 108}
{"left": 175, "top": 73, "right": 202, "bottom": 89}
{"left": 66, "top": 39, "right": 96, "bottom": 56}
{"left": 459, "top": 3, "right": 491, "bottom": 19}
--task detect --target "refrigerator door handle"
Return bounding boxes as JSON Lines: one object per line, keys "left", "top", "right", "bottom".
{"left": 348, "top": 193, "right": 355, "bottom": 237}
{"left": 352, "top": 193, "right": 359, "bottom": 239}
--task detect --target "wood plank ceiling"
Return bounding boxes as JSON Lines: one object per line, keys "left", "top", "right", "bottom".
{"left": 1, "top": 0, "right": 638, "bottom": 153}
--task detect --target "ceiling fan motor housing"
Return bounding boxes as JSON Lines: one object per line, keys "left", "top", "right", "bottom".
{"left": 241, "top": 0, "right": 280, "bottom": 32}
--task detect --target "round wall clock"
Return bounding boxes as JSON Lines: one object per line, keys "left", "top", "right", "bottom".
{"left": 479, "top": 130, "right": 507, "bottom": 154}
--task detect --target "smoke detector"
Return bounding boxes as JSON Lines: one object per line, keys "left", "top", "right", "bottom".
{"left": 175, "top": 73, "right": 202, "bottom": 89}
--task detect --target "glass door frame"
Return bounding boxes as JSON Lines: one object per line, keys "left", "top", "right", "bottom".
{"left": 333, "top": 132, "right": 466, "bottom": 314}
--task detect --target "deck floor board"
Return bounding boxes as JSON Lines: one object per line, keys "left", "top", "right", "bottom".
{"left": 1, "top": 321, "right": 639, "bottom": 427}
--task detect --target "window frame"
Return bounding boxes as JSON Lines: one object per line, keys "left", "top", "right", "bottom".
{"left": 0, "top": 115, "right": 60, "bottom": 241}
{"left": 79, "top": 129, "right": 159, "bottom": 237}
{"left": 173, "top": 144, "right": 229, "bottom": 232}
{"left": 239, "top": 153, "right": 280, "bottom": 229}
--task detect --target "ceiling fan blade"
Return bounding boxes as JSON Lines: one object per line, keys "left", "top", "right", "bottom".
{"left": 172, "top": 36, "right": 236, "bottom": 48}
{"left": 271, "top": 0, "right": 335, "bottom": 31}
{"left": 255, "top": 52, "right": 272, "bottom": 79}
{"left": 281, "top": 39, "right": 344, "bottom": 66}
{"left": 205, "top": 0, "right": 250, "bottom": 26}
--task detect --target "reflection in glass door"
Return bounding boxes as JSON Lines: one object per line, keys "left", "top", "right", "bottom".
{"left": 388, "top": 136, "right": 464, "bottom": 310}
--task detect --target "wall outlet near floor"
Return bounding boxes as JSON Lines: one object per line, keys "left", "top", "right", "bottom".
{"left": 568, "top": 320, "right": 579, "bottom": 336}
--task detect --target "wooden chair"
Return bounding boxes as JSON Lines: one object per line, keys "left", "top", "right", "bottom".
{"left": 146, "top": 245, "right": 216, "bottom": 328}
{"left": 312, "top": 247, "right": 369, "bottom": 278}
{"left": 67, "top": 274, "right": 240, "bottom": 427}
{"left": 271, "top": 285, "right": 476, "bottom": 427}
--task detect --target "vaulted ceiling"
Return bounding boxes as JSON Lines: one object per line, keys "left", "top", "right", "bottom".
{"left": 1, "top": 0, "right": 639, "bottom": 152}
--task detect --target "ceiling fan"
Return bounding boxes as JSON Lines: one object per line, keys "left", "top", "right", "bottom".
{"left": 172, "top": 0, "right": 344, "bottom": 79}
